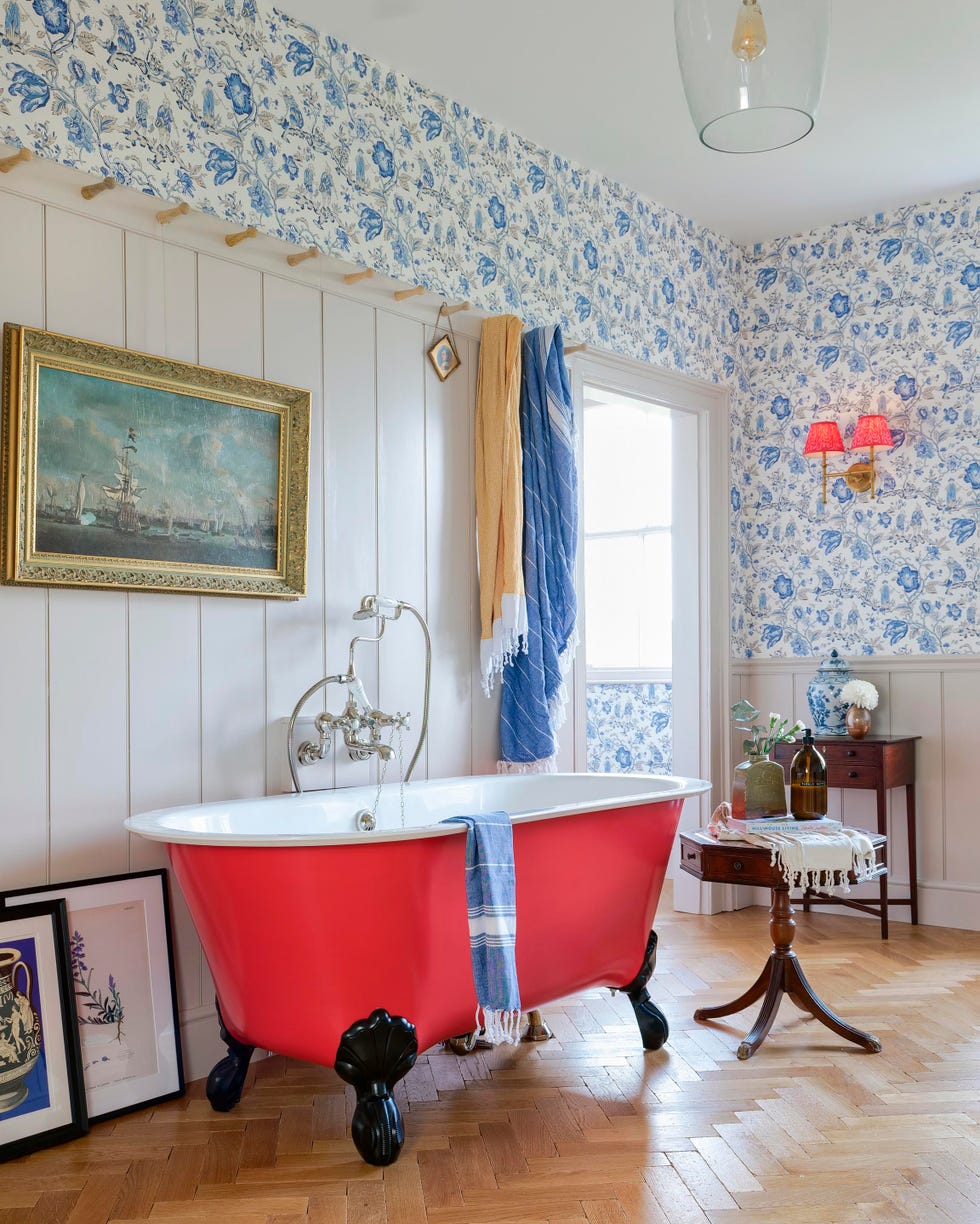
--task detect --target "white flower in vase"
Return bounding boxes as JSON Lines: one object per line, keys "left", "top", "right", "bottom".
{"left": 839, "top": 680, "right": 879, "bottom": 710}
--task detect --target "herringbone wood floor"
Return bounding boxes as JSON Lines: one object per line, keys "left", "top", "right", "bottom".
{"left": 3, "top": 893, "right": 979, "bottom": 1223}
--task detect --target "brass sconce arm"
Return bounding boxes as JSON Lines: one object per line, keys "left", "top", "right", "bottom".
{"left": 817, "top": 447, "right": 881, "bottom": 503}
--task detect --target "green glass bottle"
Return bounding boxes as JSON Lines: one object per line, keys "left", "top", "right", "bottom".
{"left": 790, "top": 728, "right": 827, "bottom": 820}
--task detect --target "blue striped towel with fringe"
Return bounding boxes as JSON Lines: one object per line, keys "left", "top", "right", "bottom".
{"left": 442, "top": 810, "right": 522, "bottom": 1045}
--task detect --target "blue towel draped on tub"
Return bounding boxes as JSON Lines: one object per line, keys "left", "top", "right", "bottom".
{"left": 442, "top": 811, "right": 522, "bottom": 1045}
{"left": 499, "top": 325, "right": 579, "bottom": 771}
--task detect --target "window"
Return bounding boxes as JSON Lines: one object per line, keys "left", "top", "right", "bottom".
{"left": 583, "top": 389, "right": 672, "bottom": 673}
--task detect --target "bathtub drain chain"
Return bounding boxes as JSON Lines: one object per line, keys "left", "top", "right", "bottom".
{"left": 364, "top": 724, "right": 407, "bottom": 829}
{"left": 397, "top": 724, "right": 406, "bottom": 828}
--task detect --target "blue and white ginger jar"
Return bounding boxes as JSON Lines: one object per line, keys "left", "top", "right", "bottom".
{"left": 806, "top": 650, "right": 854, "bottom": 735}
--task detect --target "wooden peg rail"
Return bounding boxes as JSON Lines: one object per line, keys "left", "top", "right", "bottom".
{"left": 156, "top": 201, "right": 189, "bottom": 225}
{"left": 287, "top": 246, "right": 318, "bottom": 267}
{"left": 80, "top": 177, "right": 116, "bottom": 200}
{"left": 439, "top": 301, "right": 471, "bottom": 316}
{"left": 343, "top": 268, "right": 374, "bottom": 285}
{"left": 393, "top": 285, "right": 424, "bottom": 301}
{"left": 0, "top": 147, "right": 32, "bottom": 174}
{"left": 225, "top": 226, "right": 258, "bottom": 247}
{"left": 563, "top": 342, "right": 587, "bottom": 355}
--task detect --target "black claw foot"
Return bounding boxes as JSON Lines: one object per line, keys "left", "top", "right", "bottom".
{"left": 335, "top": 1008, "right": 418, "bottom": 1166}
{"left": 206, "top": 998, "right": 255, "bottom": 1113}
{"left": 621, "top": 930, "right": 670, "bottom": 1050}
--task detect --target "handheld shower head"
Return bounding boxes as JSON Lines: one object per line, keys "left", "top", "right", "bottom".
{"left": 352, "top": 594, "right": 403, "bottom": 621}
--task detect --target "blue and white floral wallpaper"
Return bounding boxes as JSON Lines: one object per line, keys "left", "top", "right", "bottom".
{"left": 586, "top": 683, "right": 672, "bottom": 775}
{"left": 0, "top": 0, "right": 741, "bottom": 377}
{"left": 0, "top": 0, "right": 977, "bottom": 659}
{"left": 734, "top": 195, "right": 980, "bottom": 657}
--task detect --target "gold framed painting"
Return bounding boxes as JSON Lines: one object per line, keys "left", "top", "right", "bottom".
{"left": 2, "top": 324, "right": 310, "bottom": 598}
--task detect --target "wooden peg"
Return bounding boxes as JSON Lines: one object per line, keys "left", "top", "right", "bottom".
{"left": 225, "top": 225, "right": 258, "bottom": 247}
{"left": 439, "top": 301, "right": 471, "bottom": 317}
{"left": 80, "top": 177, "right": 116, "bottom": 201}
{"left": 563, "top": 342, "right": 587, "bottom": 355}
{"left": 0, "top": 147, "right": 32, "bottom": 174}
{"left": 393, "top": 285, "right": 424, "bottom": 301}
{"left": 343, "top": 268, "right": 375, "bottom": 285}
{"left": 156, "top": 201, "right": 190, "bottom": 225}
{"left": 287, "top": 246, "right": 319, "bottom": 267}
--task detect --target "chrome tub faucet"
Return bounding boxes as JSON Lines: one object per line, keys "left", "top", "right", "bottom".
{"left": 287, "top": 595, "right": 431, "bottom": 794}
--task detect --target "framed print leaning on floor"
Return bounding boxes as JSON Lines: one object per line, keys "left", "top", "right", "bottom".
{"left": 1, "top": 322, "right": 310, "bottom": 598}
{"left": 0, "top": 870, "right": 184, "bottom": 1123}
{"left": 0, "top": 899, "right": 87, "bottom": 1163}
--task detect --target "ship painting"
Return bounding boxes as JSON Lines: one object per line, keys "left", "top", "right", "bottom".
{"left": 32, "top": 363, "right": 282, "bottom": 572}
{"left": 100, "top": 427, "right": 143, "bottom": 534}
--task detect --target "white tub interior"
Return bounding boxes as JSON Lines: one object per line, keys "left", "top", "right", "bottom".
{"left": 125, "top": 773, "right": 711, "bottom": 846}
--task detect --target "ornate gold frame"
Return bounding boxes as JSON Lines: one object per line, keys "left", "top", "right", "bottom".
{"left": 2, "top": 324, "right": 310, "bottom": 598}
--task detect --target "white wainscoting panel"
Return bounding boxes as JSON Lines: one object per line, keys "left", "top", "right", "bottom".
{"left": 733, "top": 657, "right": 980, "bottom": 931}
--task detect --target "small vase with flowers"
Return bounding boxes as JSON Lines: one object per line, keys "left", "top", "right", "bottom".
{"left": 839, "top": 679, "right": 878, "bottom": 739}
{"left": 730, "top": 701, "right": 804, "bottom": 820}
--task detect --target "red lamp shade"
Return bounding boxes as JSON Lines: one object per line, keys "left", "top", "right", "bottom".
{"left": 803, "top": 421, "right": 845, "bottom": 455}
{"left": 852, "top": 414, "right": 894, "bottom": 449}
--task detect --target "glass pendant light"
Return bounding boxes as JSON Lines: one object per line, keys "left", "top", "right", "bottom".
{"left": 674, "top": 0, "right": 831, "bottom": 153}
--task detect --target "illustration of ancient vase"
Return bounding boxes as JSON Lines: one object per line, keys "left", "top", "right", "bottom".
{"left": 0, "top": 947, "right": 43, "bottom": 1113}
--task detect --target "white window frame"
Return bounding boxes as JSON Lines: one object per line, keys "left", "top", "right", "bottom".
{"left": 564, "top": 349, "right": 733, "bottom": 917}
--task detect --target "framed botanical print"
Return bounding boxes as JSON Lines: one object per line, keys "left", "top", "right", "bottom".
{"left": 0, "top": 899, "right": 87, "bottom": 1162}
{"left": 1, "top": 323, "right": 310, "bottom": 598}
{"left": 1, "top": 870, "right": 184, "bottom": 1123}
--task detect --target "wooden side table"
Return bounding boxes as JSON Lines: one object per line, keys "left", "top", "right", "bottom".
{"left": 773, "top": 734, "right": 919, "bottom": 936}
{"left": 679, "top": 831, "right": 885, "bottom": 1059}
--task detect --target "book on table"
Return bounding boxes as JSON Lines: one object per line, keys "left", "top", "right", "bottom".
{"left": 728, "top": 815, "right": 843, "bottom": 834}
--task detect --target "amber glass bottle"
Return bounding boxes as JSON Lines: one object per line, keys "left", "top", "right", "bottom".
{"left": 790, "top": 728, "right": 827, "bottom": 820}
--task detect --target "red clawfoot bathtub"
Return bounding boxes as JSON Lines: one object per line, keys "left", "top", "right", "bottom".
{"left": 127, "top": 772, "right": 709, "bottom": 1164}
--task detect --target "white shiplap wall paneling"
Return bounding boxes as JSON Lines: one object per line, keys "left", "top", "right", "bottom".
{"left": 321, "top": 294, "right": 378, "bottom": 792}
{"left": 943, "top": 670, "right": 980, "bottom": 886}
{"left": 122, "top": 232, "right": 208, "bottom": 1022}
{"left": 262, "top": 275, "right": 326, "bottom": 794}
{"left": 376, "top": 311, "right": 428, "bottom": 780}
{"left": 196, "top": 256, "right": 266, "bottom": 802}
{"left": 45, "top": 209, "right": 130, "bottom": 882}
{"left": 424, "top": 334, "right": 476, "bottom": 780}
{"left": 891, "top": 669, "right": 944, "bottom": 884}
{"left": 0, "top": 193, "right": 47, "bottom": 888}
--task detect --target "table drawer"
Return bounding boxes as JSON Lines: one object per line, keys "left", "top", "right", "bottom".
{"left": 820, "top": 742, "right": 877, "bottom": 765}
{"left": 827, "top": 763, "right": 879, "bottom": 788}
{"left": 679, "top": 838, "right": 776, "bottom": 887}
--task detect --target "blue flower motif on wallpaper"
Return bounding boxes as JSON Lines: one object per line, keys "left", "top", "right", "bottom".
{"left": 586, "top": 683, "right": 672, "bottom": 776}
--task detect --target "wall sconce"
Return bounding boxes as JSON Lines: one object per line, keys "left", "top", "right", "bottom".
{"left": 804, "top": 414, "right": 894, "bottom": 503}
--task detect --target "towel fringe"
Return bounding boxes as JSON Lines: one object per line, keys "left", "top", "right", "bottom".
{"left": 496, "top": 755, "right": 557, "bottom": 774}
{"left": 478, "top": 1007, "right": 523, "bottom": 1046}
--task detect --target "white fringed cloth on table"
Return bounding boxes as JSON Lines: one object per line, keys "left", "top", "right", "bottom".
{"left": 708, "top": 803, "right": 878, "bottom": 895}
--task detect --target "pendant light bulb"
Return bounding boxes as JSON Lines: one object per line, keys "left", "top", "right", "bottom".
{"left": 732, "top": 0, "right": 767, "bottom": 62}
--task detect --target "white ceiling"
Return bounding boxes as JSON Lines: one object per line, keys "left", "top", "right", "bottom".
{"left": 276, "top": 0, "right": 980, "bottom": 245}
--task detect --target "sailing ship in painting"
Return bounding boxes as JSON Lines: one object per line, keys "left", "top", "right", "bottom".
{"left": 99, "top": 426, "right": 143, "bottom": 533}
{"left": 35, "top": 392, "right": 281, "bottom": 572}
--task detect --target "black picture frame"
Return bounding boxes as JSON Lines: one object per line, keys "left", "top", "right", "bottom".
{"left": 0, "top": 899, "right": 88, "bottom": 1162}
{"left": 0, "top": 869, "right": 184, "bottom": 1123}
